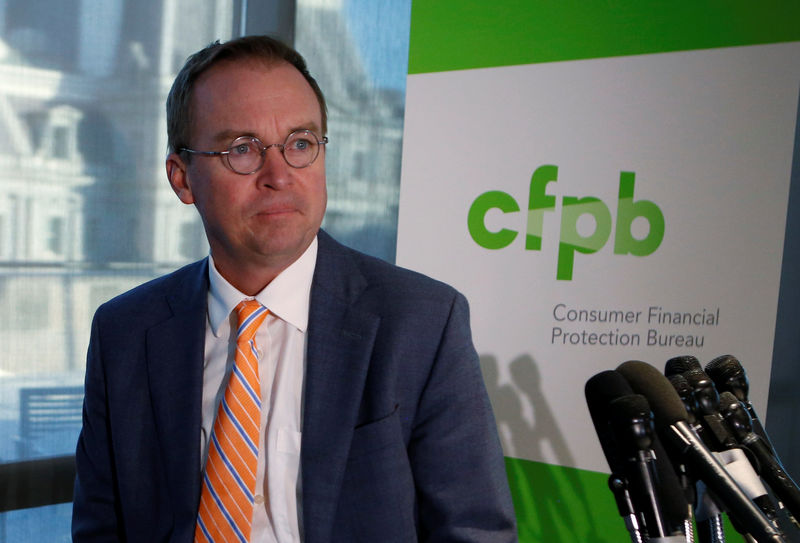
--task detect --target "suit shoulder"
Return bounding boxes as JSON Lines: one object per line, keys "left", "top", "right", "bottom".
{"left": 95, "top": 259, "right": 207, "bottom": 321}
{"left": 362, "top": 251, "right": 453, "bottom": 293}
{"left": 327, "top": 237, "right": 461, "bottom": 307}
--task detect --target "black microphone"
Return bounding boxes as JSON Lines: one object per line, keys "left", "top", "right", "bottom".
{"left": 718, "top": 390, "right": 800, "bottom": 522}
{"left": 608, "top": 393, "right": 672, "bottom": 538}
{"left": 677, "top": 367, "right": 780, "bottom": 526}
{"left": 667, "top": 370, "right": 733, "bottom": 543}
{"left": 667, "top": 374, "right": 699, "bottom": 425}
{"left": 617, "top": 360, "right": 787, "bottom": 543}
{"left": 705, "top": 355, "right": 772, "bottom": 450}
{"left": 585, "top": 371, "right": 688, "bottom": 539}
{"left": 665, "top": 355, "right": 702, "bottom": 378}
{"left": 682, "top": 368, "right": 739, "bottom": 452}
{"left": 586, "top": 370, "right": 645, "bottom": 541}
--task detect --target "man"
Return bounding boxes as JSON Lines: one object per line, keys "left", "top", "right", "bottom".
{"left": 72, "top": 35, "right": 516, "bottom": 542}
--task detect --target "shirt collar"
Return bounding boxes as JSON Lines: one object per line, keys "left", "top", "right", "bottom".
{"left": 207, "top": 236, "right": 318, "bottom": 336}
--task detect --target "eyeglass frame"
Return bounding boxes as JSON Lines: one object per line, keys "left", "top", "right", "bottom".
{"left": 178, "top": 129, "right": 328, "bottom": 174}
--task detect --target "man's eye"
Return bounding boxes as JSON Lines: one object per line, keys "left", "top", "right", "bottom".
{"left": 289, "top": 139, "right": 311, "bottom": 151}
{"left": 232, "top": 143, "right": 251, "bottom": 155}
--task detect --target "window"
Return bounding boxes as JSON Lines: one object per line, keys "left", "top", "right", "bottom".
{"left": 51, "top": 127, "right": 69, "bottom": 160}
{"left": 46, "top": 217, "right": 64, "bottom": 255}
{"left": 0, "top": 0, "right": 411, "bottom": 539}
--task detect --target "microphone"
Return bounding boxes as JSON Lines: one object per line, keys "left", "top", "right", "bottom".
{"left": 682, "top": 368, "right": 739, "bottom": 452}
{"left": 705, "top": 355, "right": 772, "bottom": 450}
{"left": 617, "top": 360, "right": 787, "bottom": 543}
{"left": 608, "top": 393, "right": 673, "bottom": 538}
{"left": 667, "top": 374, "right": 699, "bottom": 425}
{"left": 718, "top": 390, "right": 800, "bottom": 522}
{"left": 585, "top": 371, "right": 689, "bottom": 540}
{"left": 586, "top": 370, "right": 646, "bottom": 542}
{"left": 665, "top": 355, "right": 702, "bottom": 377}
{"left": 667, "top": 371, "right": 731, "bottom": 542}
{"left": 678, "top": 367, "right": 780, "bottom": 526}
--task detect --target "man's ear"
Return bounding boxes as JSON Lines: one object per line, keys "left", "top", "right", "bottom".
{"left": 166, "top": 153, "right": 195, "bottom": 204}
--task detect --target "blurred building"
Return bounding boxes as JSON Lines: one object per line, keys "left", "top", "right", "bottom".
{"left": 0, "top": 0, "right": 404, "bottom": 376}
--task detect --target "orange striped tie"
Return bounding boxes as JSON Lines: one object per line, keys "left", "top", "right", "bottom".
{"left": 196, "top": 300, "right": 268, "bottom": 543}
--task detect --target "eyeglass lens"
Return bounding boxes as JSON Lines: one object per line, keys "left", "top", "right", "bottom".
{"left": 226, "top": 130, "right": 321, "bottom": 173}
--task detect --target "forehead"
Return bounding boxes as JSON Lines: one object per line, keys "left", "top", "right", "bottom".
{"left": 189, "top": 59, "right": 322, "bottom": 140}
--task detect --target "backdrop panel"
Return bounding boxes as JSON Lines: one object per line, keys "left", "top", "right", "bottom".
{"left": 398, "top": 3, "right": 800, "bottom": 541}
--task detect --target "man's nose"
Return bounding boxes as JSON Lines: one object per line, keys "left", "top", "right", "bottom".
{"left": 257, "top": 145, "right": 291, "bottom": 187}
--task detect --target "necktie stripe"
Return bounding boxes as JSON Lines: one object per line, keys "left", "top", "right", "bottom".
{"left": 208, "top": 433, "right": 256, "bottom": 498}
{"left": 211, "top": 432, "right": 255, "bottom": 489}
{"left": 196, "top": 517, "right": 212, "bottom": 542}
{"left": 237, "top": 305, "right": 268, "bottom": 337}
{"left": 219, "top": 398, "right": 259, "bottom": 455}
{"left": 231, "top": 359, "right": 261, "bottom": 406}
{"left": 196, "top": 299, "right": 268, "bottom": 543}
{"left": 223, "top": 396, "right": 260, "bottom": 441}
{"left": 197, "top": 495, "right": 233, "bottom": 542}
{"left": 213, "top": 411, "right": 255, "bottom": 457}
{"left": 202, "top": 472, "right": 249, "bottom": 542}
{"left": 224, "top": 376, "right": 260, "bottom": 427}
{"left": 221, "top": 395, "right": 259, "bottom": 441}
{"left": 204, "top": 445, "right": 251, "bottom": 538}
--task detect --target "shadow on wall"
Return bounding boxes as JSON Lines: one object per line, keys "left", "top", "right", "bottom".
{"left": 481, "top": 353, "right": 619, "bottom": 543}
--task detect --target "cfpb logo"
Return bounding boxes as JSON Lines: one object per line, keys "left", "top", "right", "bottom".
{"left": 467, "top": 165, "right": 665, "bottom": 280}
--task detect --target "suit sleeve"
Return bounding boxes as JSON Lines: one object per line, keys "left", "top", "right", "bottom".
{"left": 408, "top": 291, "right": 517, "bottom": 542}
{"left": 72, "top": 310, "right": 124, "bottom": 541}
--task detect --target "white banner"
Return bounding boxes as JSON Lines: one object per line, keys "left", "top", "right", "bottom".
{"left": 397, "top": 42, "right": 800, "bottom": 473}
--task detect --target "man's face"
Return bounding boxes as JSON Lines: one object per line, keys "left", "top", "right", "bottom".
{"left": 167, "top": 59, "right": 327, "bottom": 287}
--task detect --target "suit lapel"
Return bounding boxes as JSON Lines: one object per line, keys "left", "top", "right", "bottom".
{"left": 145, "top": 259, "right": 209, "bottom": 529}
{"left": 301, "top": 232, "right": 379, "bottom": 542}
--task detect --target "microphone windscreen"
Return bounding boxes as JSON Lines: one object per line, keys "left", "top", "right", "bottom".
{"left": 584, "top": 370, "right": 688, "bottom": 527}
{"left": 705, "top": 355, "right": 749, "bottom": 401}
{"left": 585, "top": 370, "right": 634, "bottom": 473}
{"left": 668, "top": 373, "right": 693, "bottom": 398}
{"left": 617, "top": 361, "right": 690, "bottom": 427}
{"left": 705, "top": 354, "right": 741, "bottom": 379}
{"left": 664, "top": 355, "right": 701, "bottom": 377}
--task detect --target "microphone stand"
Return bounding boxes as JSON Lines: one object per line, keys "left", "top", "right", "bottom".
{"left": 608, "top": 475, "right": 645, "bottom": 543}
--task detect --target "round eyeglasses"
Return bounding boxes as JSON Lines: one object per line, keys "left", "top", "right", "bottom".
{"left": 179, "top": 130, "right": 328, "bottom": 173}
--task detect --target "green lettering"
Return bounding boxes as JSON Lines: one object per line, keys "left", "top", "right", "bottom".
{"left": 467, "top": 190, "right": 520, "bottom": 249}
{"left": 557, "top": 196, "right": 612, "bottom": 280}
{"left": 526, "top": 164, "right": 558, "bottom": 250}
{"left": 614, "top": 172, "right": 665, "bottom": 256}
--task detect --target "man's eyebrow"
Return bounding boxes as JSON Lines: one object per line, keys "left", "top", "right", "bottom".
{"left": 290, "top": 123, "right": 323, "bottom": 136}
{"left": 211, "top": 129, "right": 254, "bottom": 144}
{"left": 210, "top": 123, "right": 324, "bottom": 145}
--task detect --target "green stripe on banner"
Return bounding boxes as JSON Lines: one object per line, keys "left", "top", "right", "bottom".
{"left": 504, "top": 456, "right": 626, "bottom": 541}
{"left": 505, "top": 456, "right": 747, "bottom": 542}
{"left": 409, "top": 1, "right": 800, "bottom": 74}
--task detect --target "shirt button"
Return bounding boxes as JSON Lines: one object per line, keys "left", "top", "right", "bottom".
{"left": 254, "top": 495, "right": 265, "bottom": 504}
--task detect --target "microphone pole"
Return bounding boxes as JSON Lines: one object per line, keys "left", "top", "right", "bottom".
{"left": 608, "top": 474, "right": 645, "bottom": 543}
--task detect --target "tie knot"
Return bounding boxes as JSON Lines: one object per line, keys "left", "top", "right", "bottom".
{"left": 235, "top": 299, "right": 268, "bottom": 343}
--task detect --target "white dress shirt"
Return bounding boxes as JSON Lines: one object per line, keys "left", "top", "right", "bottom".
{"left": 201, "top": 237, "right": 317, "bottom": 542}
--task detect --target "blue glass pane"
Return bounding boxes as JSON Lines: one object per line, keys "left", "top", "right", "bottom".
{"left": 0, "top": 503, "right": 71, "bottom": 542}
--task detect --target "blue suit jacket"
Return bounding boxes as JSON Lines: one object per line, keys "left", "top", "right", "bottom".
{"left": 72, "top": 231, "right": 516, "bottom": 542}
